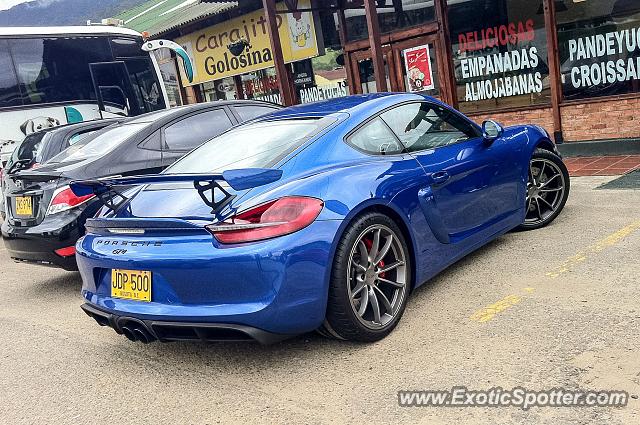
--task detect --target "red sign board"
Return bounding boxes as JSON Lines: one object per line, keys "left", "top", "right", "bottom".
{"left": 403, "top": 45, "right": 435, "bottom": 92}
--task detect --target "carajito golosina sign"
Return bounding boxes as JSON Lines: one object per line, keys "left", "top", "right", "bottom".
{"left": 176, "top": 0, "right": 320, "bottom": 86}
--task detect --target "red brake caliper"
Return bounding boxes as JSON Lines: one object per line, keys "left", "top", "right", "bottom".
{"left": 363, "top": 238, "right": 386, "bottom": 279}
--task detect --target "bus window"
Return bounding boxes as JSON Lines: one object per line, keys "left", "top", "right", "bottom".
{"left": 124, "top": 57, "right": 166, "bottom": 113}
{"left": 89, "top": 61, "right": 138, "bottom": 116}
{"left": 9, "top": 37, "right": 111, "bottom": 105}
{"left": 111, "top": 37, "right": 147, "bottom": 58}
{"left": 0, "top": 40, "right": 20, "bottom": 108}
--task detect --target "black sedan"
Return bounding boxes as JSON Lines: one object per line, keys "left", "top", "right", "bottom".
{"left": 1, "top": 100, "right": 280, "bottom": 270}
{"left": 0, "top": 119, "right": 123, "bottom": 217}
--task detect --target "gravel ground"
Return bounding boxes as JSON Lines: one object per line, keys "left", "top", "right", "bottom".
{"left": 0, "top": 175, "right": 639, "bottom": 424}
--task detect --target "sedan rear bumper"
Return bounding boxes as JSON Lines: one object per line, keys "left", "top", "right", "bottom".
{"left": 0, "top": 200, "right": 100, "bottom": 271}
{"left": 1, "top": 217, "right": 82, "bottom": 271}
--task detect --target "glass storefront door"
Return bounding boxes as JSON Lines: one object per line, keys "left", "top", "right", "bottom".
{"left": 349, "top": 35, "right": 442, "bottom": 98}
{"left": 392, "top": 36, "right": 441, "bottom": 98}
{"left": 351, "top": 47, "right": 394, "bottom": 94}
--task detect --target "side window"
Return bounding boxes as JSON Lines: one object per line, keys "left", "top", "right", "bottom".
{"left": 347, "top": 117, "right": 404, "bottom": 155}
{"left": 233, "top": 105, "right": 278, "bottom": 122}
{"left": 380, "top": 102, "right": 480, "bottom": 152}
{"left": 163, "top": 109, "right": 233, "bottom": 152}
{"left": 138, "top": 130, "right": 162, "bottom": 151}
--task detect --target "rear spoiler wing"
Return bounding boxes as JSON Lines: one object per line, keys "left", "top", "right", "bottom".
{"left": 70, "top": 168, "right": 282, "bottom": 213}
{"left": 9, "top": 171, "right": 62, "bottom": 182}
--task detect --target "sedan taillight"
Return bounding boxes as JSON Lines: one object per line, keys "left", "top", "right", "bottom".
{"left": 205, "top": 196, "right": 323, "bottom": 244}
{"left": 47, "top": 185, "right": 95, "bottom": 215}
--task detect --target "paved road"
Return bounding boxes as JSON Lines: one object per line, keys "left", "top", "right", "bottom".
{"left": 1, "top": 176, "right": 639, "bottom": 424}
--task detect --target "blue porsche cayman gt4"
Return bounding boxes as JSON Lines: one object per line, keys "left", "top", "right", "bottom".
{"left": 73, "top": 93, "right": 569, "bottom": 344}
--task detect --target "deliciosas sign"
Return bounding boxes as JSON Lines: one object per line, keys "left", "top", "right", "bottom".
{"left": 176, "top": 0, "right": 319, "bottom": 86}
{"left": 455, "top": 20, "right": 545, "bottom": 102}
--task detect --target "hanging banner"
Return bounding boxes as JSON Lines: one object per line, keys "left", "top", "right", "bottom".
{"left": 403, "top": 45, "right": 435, "bottom": 92}
{"left": 175, "top": 0, "right": 319, "bottom": 86}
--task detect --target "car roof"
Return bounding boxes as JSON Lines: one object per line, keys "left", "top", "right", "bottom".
{"left": 257, "top": 93, "right": 440, "bottom": 121}
{"left": 123, "top": 100, "right": 282, "bottom": 126}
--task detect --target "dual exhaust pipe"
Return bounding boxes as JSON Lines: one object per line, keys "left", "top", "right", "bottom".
{"left": 120, "top": 323, "right": 156, "bottom": 344}
{"left": 82, "top": 303, "right": 157, "bottom": 343}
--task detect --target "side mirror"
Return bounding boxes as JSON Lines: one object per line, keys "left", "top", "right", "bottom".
{"left": 482, "top": 120, "right": 504, "bottom": 143}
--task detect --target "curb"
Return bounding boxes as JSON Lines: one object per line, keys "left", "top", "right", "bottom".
{"left": 558, "top": 138, "right": 640, "bottom": 157}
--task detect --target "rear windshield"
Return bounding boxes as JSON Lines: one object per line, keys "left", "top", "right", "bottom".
{"left": 167, "top": 117, "right": 334, "bottom": 174}
{"left": 47, "top": 123, "right": 147, "bottom": 164}
{"left": 7, "top": 131, "right": 47, "bottom": 168}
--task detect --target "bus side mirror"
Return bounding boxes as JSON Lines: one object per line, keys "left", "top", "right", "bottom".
{"left": 482, "top": 120, "right": 504, "bottom": 144}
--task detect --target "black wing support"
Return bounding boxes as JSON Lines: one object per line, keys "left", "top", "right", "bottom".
{"left": 193, "top": 179, "right": 236, "bottom": 214}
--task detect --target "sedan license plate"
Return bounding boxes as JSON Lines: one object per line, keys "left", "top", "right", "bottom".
{"left": 111, "top": 269, "right": 152, "bottom": 302}
{"left": 15, "top": 196, "right": 33, "bottom": 216}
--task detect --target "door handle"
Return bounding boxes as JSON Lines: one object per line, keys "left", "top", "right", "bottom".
{"left": 430, "top": 171, "right": 450, "bottom": 184}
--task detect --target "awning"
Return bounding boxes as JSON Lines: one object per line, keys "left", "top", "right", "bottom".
{"left": 115, "top": 0, "right": 238, "bottom": 37}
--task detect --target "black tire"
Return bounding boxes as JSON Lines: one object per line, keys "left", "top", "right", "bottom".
{"left": 517, "top": 148, "right": 570, "bottom": 231}
{"left": 320, "top": 212, "right": 412, "bottom": 342}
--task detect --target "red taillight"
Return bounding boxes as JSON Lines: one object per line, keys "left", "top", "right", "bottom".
{"left": 47, "top": 186, "right": 95, "bottom": 215}
{"left": 30, "top": 162, "right": 40, "bottom": 169}
{"left": 206, "top": 196, "right": 323, "bottom": 244}
{"left": 54, "top": 246, "right": 76, "bottom": 257}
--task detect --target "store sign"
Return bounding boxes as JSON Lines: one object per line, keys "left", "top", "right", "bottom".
{"left": 176, "top": 0, "right": 319, "bottom": 86}
{"left": 403, "top": 45, "right": 435, "bottom": 92}
{"left": 299, "top": 81, "right": 348, "bottom": 103}
{"left": 293, "top": 59, "right": 314, "bottom": 85}
{"left": 294, "top": 72, "right": 313, "bottom": 85}
{"left": 456, "top": 20, "right": 544, "bottom": 102}
{"left": 564, "top": 26, "right": 640, "bottom": 93}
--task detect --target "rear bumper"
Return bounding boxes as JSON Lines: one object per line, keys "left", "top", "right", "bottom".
{"left": 1, "top": 214, "right": 83, "bottom": 271}
{"left": 1, "top": 196, "right": 101, "bottom": 270}
{"left": 81, "top": 303, "right": 289, "bottom": 344}
{"left": 77, "top": 219, "right": 342, "bottom": 337}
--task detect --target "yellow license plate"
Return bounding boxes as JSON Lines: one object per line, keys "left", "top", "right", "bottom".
{"left": 15, "top": 196, "right": 33, "bottom": 216}
{"left": 111, "top": 269, "right": 152, "bottom": 302}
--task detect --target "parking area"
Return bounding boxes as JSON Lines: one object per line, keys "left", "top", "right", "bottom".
{"left": 0, "top": 175, "right": 638, "bottom": 424}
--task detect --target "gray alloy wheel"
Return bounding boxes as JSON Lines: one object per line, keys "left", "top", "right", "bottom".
{"left": 321, "top": 212, "right": 412, "bottom": 342}
{"left": 347, "top": 224, "right": 408, "bottom": 330}
{"left": 519, "top": 149, "right": 570, "bottom": 230}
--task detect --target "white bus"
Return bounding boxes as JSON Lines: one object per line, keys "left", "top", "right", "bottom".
{"left": 0, "top": 25, "right": 171, "bottom": 165}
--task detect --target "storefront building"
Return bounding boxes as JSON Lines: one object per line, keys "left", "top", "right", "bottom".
{"left": 118, "top": 0, "right": 640, "bottom": 144}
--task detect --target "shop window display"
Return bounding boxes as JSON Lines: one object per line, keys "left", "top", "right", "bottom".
{"left": 202, "top": 77, "right": 238, "bottom": 102}
{"left": 556, "top": 0, "right": 640, "bottom": 101}
{"left": 448, "top": 0, "right": 551, "bottom": 113}
{"left": 344, "top": 0, "right": 435, "bottom": 42}
{"left": 241, "top": 68, "right": 282, "bottom": 104}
